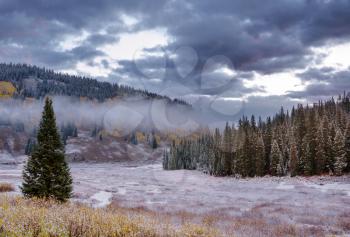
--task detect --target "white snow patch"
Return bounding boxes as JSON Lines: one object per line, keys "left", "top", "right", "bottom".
{"left": 117, "top": 187, "right": 127, "bottom": 195}
{"left": 276, "top": 182, "right": 295, "bottom": 190}
{"left": 303, "top": 182, "right": 350, "bottom": 196}
{"left": 90, "top": 191, "right": 113, "bottom": 208}
{"left": 65, "top": 144, "right": 83, "bottom": 154}
{"left": 146, "top": 200, "right": 167, "bottom": 205}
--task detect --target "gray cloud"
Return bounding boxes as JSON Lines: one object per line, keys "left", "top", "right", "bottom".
{"left": 1, "top": 0, "right": 350, "bottom": 118}
{"left": 288, "top": 67, "right": 350, "bottom": 98}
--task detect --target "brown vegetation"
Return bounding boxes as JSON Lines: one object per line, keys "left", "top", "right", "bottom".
{"left": 0, "top": 196, "right": 220, "bottom": 237}
{"left": 0, "top": 183, "right": 14, "bottom": 192}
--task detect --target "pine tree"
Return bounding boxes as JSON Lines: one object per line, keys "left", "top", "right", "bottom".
{"left": 241, "top": 131, "right": 253, "bottom": 177}
{"left": 326, "top": 122, "right": 336, "bottom": 172}
{"left": 213, "top": 128, "right": 223, "bottom": 176}
{"left": 315, "top": 123, "right": 326, "bottom": 174}
{"left": 289, "top": 136, "right": 298, "bottom": 177}
{"left": 270, "top": 140, "right": 281, "bottom": 176}
{"left": 300, "top": 136, "right": 312, "bottom": 175}
{"left": 222, "top": 122, "right": 233, "bottom": 176}
{"left": 163, "top": 149, "right": 169, "bottom": 169}
{"left": 277, "top": 152, "right": 285, "bottom": 176}
{"left": 255, "top": 132, "right": 265, "bottom": 177}
{"left": 21, "top": 98, "right": 73, "bottom": 202}
{"left": 305, "top": 109, "right": 317, "bottom": 174}
{"left": 263, "top": 117, "right": 272, "bottom": 173}
{"left": 334, "top": 128, "right": 346, "bottom": 176}
{"left": 344, "top": 122, "right": 350, "bottom": 172}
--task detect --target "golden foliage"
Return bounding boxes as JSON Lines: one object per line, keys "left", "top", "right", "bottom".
{"left": 0, "top": 81, "right": 16, "bottom": 98}
{"left": 136, "top": 132, "right": 146, "bottom": 143}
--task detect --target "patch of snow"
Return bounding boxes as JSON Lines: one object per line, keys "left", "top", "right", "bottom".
{"left": 146, "top": 200, "right": 167, "bottom": 205}
{"left": 65, "top": 144, "right": 83, "bottom": 154}
{"left": 303, "top": 182, "right": 350, "bottom": 196}
{"left": 276, "top": 182, "right": 295, "bottom": 190}
{"left": 117, "top": 187, "right": 127, "bottom": 195}
{"left": 89, "top": 191, "right": 113, "bottom": 208}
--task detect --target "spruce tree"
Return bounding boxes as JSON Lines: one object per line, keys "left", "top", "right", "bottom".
{"left": 222, "top": 123, "right": 233, "bottom": 176}
{"left": 270, "top": 140, "right": 281, "bottom": 176}
{"left": 306, "top": 109, "right": 317, "bottom": 174}
{"left": 315, "top": 123, "right": 326, "bottom": 174}
{"left": 326, "top": 123, "right": 337, "bottom": 172}
{"left": 263, "top": 117, "right": 272, "bottom": 173}
{"left": 21, "top": 98, "right": 73, "bottom": 202}
{"left": 334, "top": 128, "right": 346, "bottom": 176}
{"left": 303, "top": 142, "right": 313, "bottom": 176}
{"left": 344, "top": 122, "right": 350, "bottom": 172}
{"left": 255, "top": 132, "right": 265, "bottom": 177}
{"left": 289, "top": 136, "right": 298, "bottom": 177}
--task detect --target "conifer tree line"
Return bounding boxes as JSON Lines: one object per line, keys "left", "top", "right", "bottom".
{"left": 163, "top": 93, "right": 350, "bottom": 177}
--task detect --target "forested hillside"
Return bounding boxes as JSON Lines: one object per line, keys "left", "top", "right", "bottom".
{"left": 164, "top": 93, "right": 350, "bottom": 177}
{"left": 0, "top": 63, "right": 187, "bottom": 104}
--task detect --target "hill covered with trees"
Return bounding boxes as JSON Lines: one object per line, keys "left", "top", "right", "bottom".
{"left": 163, "top": 93, "right": 350, "bottom": 177}
{"left": 0, "top": 63, "right": 188, "bottom": 104}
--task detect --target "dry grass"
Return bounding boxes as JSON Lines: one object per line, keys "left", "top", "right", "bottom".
{"left": 0, "top": 195, "right": 349, "bottom": 236}
{"left": 0, "top": 183, "right": 14, "bottom": 192}
{"left": 0, "top": 195, "right": 221, "bottom": 237}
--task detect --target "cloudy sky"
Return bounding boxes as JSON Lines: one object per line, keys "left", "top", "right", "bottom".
{"left": 1, "top": 0, "right": 350, "bottom": 119}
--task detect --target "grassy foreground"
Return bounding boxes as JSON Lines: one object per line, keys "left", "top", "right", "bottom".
{"left": 0, "top": 195, "right": 220, "bottom": 237}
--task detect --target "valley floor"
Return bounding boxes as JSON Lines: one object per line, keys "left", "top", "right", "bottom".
{"left": 1, "top": 160, "right": 350, "bottom": 236}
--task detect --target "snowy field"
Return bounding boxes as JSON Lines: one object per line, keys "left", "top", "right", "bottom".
{"left": 1, "top": 161, "right": 350, "bottom": 235}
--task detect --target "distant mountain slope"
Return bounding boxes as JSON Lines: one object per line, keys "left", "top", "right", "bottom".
{"left": 0, "top": 63, "right": 188, "bottom": 105}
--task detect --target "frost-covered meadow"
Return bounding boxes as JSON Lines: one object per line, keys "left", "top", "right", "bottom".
{"left": 1, "top": 158, "right": 350, "bottom": 236}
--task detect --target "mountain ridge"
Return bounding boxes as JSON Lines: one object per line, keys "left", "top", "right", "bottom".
{"left": 0, "top": 63, "right": 189, "bottom": 105}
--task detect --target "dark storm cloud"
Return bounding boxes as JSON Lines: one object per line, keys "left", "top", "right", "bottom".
{"left": 147, "top": 0, "right": 350, "bottom": 74}
{"left": 69, "top": 46, "right": 105, "bottom": 61}
{"left": 1, "top": 0, "right": 350, "bottom": 108}
{"left": 0, "top": 0, "right": 165, "bottom": 68}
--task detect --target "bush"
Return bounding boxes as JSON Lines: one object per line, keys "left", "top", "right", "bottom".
{"left": 0, "top": 183, "right": 14, "bottom": 192}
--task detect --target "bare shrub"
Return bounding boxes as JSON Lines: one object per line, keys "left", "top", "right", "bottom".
{"left": 0, "top": 183, "right": 14, "bottom": 192}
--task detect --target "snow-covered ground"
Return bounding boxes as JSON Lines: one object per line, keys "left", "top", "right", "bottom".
{"left": 1, "top": 161, "right": 350, "bottom": 235}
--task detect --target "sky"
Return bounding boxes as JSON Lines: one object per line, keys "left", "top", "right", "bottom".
{"left": 1, "top": 0, "right": 350, "bottom": 119}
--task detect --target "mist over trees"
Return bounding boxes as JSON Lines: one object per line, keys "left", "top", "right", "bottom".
{"left": 164, "top": 93, "right": 350, "bottom": 177}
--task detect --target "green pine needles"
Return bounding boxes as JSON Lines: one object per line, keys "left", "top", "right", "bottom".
{"left": 21, "top": 97, "right": 73, "bottom": 202}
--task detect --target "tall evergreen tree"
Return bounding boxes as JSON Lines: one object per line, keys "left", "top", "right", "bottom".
{"left": 306, "top": 109, "right": 318, "bottom": 174}
{"left": 326, "top": 122, "right": 337, "bottom": 172}
{"left": 303, "top": 142, "right": 313, "bottom": 176}
{"left": 344, "top": 122, "right": 350, "bottom": 172}
{"left": 255, "top": 132, "right": 266, "bottom": 177}
{"left": 315, "top": 122, "right": 326, "bottom": 174}
{"left": 289, "top": 135, "right": 298, "bottom": 177}
{"left": 270, "top": 140, "right": 281, "bottom": 176}
{"left": 21, "top": 97, "right": 73, "bottom": 202}
{"left": 334, "top": 128, "right": 346, "bottom": 176}
{"left": 222, "top": 122, "right": 233, "bottom": 176}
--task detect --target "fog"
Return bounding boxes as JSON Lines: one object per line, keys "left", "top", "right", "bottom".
{"left": 0, "top": 96, "right": 200, "bottom": 135}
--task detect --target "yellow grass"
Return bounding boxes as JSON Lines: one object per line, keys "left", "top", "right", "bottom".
{"left": 0, "top": 195, "right": 221, "bottom": 237}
